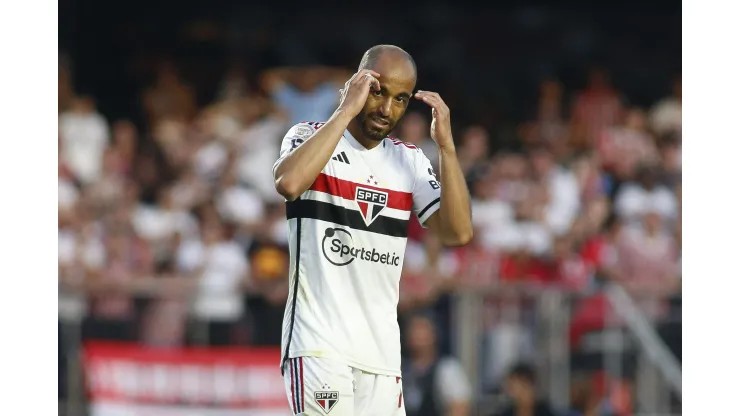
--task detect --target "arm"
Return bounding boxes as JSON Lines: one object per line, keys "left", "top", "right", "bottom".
{"left": 425, "top": 146, "right": 474, "bottom": 246}
{"left": 260, "top": 66, "right": 352, "bottom": 93}
{"left": 273, "top": 114, "right": 350, "bottom": 200}
{"left": 273, "top": 69, "right": 381, "bottom": 200}
{"left": 414, "top": 91, "right": 473, "bottom": 246}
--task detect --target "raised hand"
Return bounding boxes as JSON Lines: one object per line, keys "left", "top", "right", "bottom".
{"left": 414, "top": 90, "right": 453, "bottom": 149}
{"left": 337, "top": 69, "right": 382, "bottom": 118}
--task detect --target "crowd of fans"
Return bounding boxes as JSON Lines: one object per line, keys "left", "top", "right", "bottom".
{"left": 58, "top": 55, "right": 681, "bottom": 414}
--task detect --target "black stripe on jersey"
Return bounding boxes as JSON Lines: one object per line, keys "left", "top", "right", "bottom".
{"left": 418, "top": 197, "right": 441, "bottom": 219}
{"left": 286, "top": 199, "right": 409, "bottom": 238}
{"left": 281, "top": 205, "right": 303, "bottom": 375}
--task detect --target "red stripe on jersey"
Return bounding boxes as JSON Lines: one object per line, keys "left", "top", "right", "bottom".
{"left": 290, "top": 360, "right": 296, "bottom": 413}
{"left": 299, "top": 357, "right": 304, "bottom": 411}
{"left": 309, "top": 173, "right": 413, "bottom": 211}
{"left": 390, "top": 139, "right": 417, "bottom": 149}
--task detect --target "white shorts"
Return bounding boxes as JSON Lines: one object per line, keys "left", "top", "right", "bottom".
{"left": 283, "top": 356, "right": 406, "bottom": 416}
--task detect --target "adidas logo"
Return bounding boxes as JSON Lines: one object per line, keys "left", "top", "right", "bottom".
{"left": 332, "top": 152, "right": 350, "bottom": 164}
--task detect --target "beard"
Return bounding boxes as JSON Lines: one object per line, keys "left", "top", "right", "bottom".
{"left": 356, "top": 113, "right": 395, "bottom": 141}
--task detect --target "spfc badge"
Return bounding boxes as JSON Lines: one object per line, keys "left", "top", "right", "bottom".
{"left": 355, "top": 185, "right": 388, "bottom": 226}
{"left": 315, "top": 391, "right": 339, "bottom": 414}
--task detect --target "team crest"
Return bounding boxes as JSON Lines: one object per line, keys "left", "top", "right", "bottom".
{"left": 294, "top": 125, "right": 314, "bottom": 139}
{"left": 315, "top": 391, "right": 339, "bottom": 413}
{"left": 355, "top": 185, "right": 388, "bottom": 226}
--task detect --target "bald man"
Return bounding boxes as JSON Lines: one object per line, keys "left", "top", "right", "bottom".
{"left": 273, "top": 45, "right": 473, "bottom": 415}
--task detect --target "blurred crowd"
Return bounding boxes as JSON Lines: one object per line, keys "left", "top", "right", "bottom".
{"left": 58, "top": 53, "right": 681, "bottom": 414}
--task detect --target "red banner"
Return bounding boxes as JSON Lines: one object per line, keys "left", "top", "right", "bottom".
{"left": 83, "top": 342, "right": 291, "bottom": 416}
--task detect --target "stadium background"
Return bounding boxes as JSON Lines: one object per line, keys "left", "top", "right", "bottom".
{"left": 58, "top": 2, "right": 682, "bottom": 415}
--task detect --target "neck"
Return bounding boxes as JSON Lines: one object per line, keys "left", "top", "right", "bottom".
{"left": 348, "top": 119, "right": 382, "bottom": 150}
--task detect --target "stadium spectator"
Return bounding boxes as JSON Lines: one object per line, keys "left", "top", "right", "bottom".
{"left": 491, "top": 362, "right": 559, "bottom": 416}
{"left": 519, "top": 78, "right": 570, "bottom": 159}
{"left": 457, "top": 124, "right": 492, "bottom": 178}
{"left": 597, "top": 107, "right": 659, "bottom": 181}
{"left": 657, "top": 132, "right": 682, "bottom": 189}
{"left": 142, "top": 61, "right": 197, "bottom": 127}
{"left": 397, "top": 111, "right": 440, "bottom": 169}
{"left": 259, "top": 65, "right": 351, "bottom": 125}
{"left": 59, "top": 96, "right": 110, "bottom": 185}
{"left": 245, "top": 235, "right": 290, "bottom": 346}
{"left": 403, "top": 313, "right": 472, "bottom": 416}
{"left": 649, "top": 75, "right": 682, "bottom": 138}
{"left": 570, "top": 68, "right": 624, "bottom": 151}
{"left": 613, "top": 209, "right": 680, "bottom": 296}
{"left": 566, "top": 372, "right": 617, "bottom": 416}
{"left": 613, "top": 165, "right": 678, "bottom": 230}
{"left": 529, "top": 145, "right": 581, "bottom": 236}
{"left": 175, "top": 216, "right": 249, "bottom": 345}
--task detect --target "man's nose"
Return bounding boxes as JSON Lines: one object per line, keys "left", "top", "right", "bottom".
{"left": 380, "top": 99, "right": 392, "bottom": 116}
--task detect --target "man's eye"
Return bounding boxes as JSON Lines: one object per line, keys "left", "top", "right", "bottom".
{"left": 373, "top": 90, "right": 383, "bottom": 96}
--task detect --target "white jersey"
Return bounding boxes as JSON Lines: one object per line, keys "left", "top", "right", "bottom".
{"left": 273, "top": 121, "right": 442, "bottom": 377}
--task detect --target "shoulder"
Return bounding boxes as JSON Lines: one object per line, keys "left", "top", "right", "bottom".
{"left": 386, "top": 136, "right": 419, "bottom": 151}
{"left": 381, "top": 137, "right": 428, "bottom": 175}
{"left": 384, "top": 136, "right": 425, "bottom": 162}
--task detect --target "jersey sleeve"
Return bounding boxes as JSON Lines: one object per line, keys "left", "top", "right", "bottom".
{"left": 272, "top": 122, "right": 318, "bottom": 176}
{"left": 412, "top": 148, "right": 442, "bottom": 227}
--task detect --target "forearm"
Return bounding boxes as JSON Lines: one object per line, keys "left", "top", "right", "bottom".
{"left": 436, "top": 146, "right": 473, "bottom": 245}
{"left": 274, "top": 110, "right": 351, "bottom": 200}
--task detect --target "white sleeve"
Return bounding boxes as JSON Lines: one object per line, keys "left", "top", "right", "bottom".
{"left": 271, "top": 122, "right": 321, "bottom": 176}
{"left": 412, "top": 148, "right": 442, "bottom": 226}
{"left": 434, "top": 358, "right": 472, "bottom": 405}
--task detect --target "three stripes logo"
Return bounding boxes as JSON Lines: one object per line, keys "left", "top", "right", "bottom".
{"left": 332, "top": 151, "right": 350, "bottom": 164}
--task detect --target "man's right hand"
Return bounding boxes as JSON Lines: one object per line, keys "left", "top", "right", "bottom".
{"left": 337, "top": 69, "right": 381, "bottom": 118}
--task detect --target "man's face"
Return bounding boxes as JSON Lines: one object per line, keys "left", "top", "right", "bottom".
{"left": 355, "top": 55, "right": 416, "bottom": 141}
{"left": 505, "top": 376, "right": 534, "bottom": 403}
{"left": 406, "top": 317, "right": 436, "bottom": 355}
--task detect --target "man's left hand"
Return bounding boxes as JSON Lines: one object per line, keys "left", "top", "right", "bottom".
{"left": 415, "top": 90, "right": 454, "bottom": 149}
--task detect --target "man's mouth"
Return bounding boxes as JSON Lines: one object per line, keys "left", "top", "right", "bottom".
{"left": 368, "top": 118, "right": 390, "bottom": 128}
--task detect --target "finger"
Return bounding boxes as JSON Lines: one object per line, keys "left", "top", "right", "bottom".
{"left": 352, "top": 69, "right": 381, "bottom": 84}
{"left": 416, "top": 91, "right": 448, "bottom": 113}
{"left": 360, "top": 73, "right": 381, "bottom": 91}
{"left": 416, "top": 92, "right": 442, "bottom": 109}
{"left": 414, "top": 90, "right": 443, "bottom": 103}
{"left": 369, "top": 75, "right": 381, "bottom": 91}
{"left": 359, "top": 69, "right": 381, "bottom": 78}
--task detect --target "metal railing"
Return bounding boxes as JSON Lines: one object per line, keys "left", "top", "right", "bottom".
{"left": 59, "top": 282, "right": 681, "bottom": 416}
{"left": 451, "top": 283, "right": 682, "bottom": 415}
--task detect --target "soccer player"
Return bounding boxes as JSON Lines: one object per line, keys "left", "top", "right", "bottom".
{"left": 272, "top": 44, "right": 473, "bottom": 415}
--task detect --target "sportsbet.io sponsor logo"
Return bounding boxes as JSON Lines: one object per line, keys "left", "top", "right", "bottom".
{"left": 322, "top": 227, "right": 400, "bottom": 267}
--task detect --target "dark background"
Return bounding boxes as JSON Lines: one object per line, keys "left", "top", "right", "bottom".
{"left": 59, "top": 1, "right": 681, "bottom": 150}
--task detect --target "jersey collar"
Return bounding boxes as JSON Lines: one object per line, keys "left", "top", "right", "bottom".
{"left": 343, "top": 129, "right": 385, "bottom": 153}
